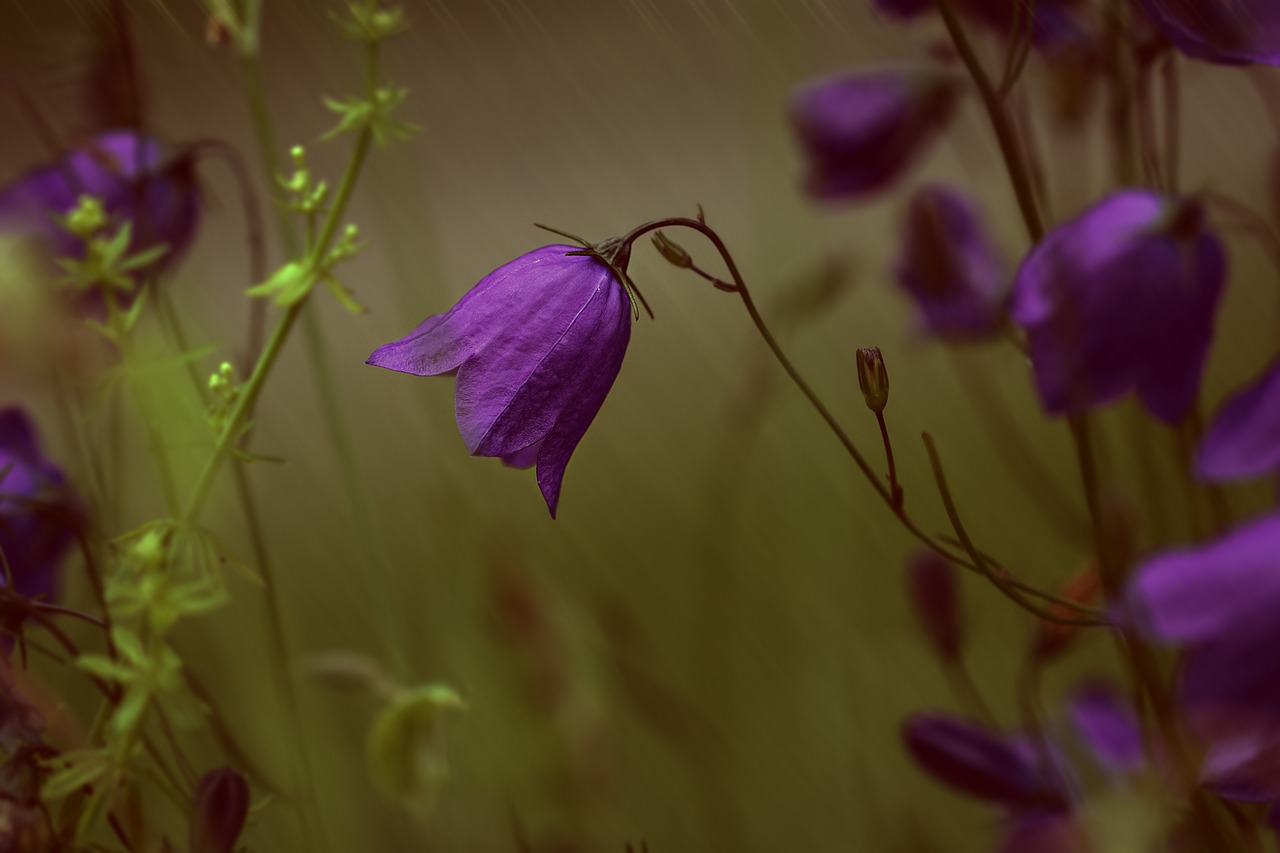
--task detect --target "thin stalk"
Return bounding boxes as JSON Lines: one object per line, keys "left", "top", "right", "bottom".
{"left": 874, "top": 410, "right": 902, "bottom": 509}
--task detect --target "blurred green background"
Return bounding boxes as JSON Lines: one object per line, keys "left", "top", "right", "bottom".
{"left": 1, "top": 0, "right": 1278, "bottom": 850}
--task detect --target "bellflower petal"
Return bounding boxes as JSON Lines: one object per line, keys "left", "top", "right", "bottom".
{"left": 1197, "top": 357, "right": 1280, "bottom": 481}
{"left": 0, "top": 130, "right": 200, "bottom": 297}
{"left": 368, "top": 244, "right": 632, "bottom": 518}
{"left": 789, "top": 63, "right": 960, "bottom": 202}
{"left": 1137, "top": 0, "right": 1280, "bottom": 66}
{"left": 1009, "top": 191, "right": 1226, "bottom": 423}
{"left": 1068, "top": 679, "right": 1145, "bottom": 774}
{"left": 894, "top": 184, "right": 1006, "bottom": 338}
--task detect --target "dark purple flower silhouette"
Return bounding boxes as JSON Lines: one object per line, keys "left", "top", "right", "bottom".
{"left": 367, "top": 244, "right": 633, "bottom": 518}
{"left": 1137, "top": 0, "right": 1280, "bottom": 66}
{"left": 190, "top": 767, "right": 250, "bottom": 853}
{"left": 1009, "top": 191, "right": 1226, "bottom": 423}
{"left": 959, "top": 0, "right": 1091, "bottom": 52}
{"left": 894, "top": 184, "right": 1006, "bottom": 338}
{"left": 0, "top": 129, "right": 200, "bottom": 295}
{"left": 872, "top": 0, "right": 933, "bottom": 21}
{"left": 0, "top": 408, "right": 76, "bottom": 607}
{"left": 1197, "top": 357, "right": 1280, "bottom": 481}
{"left": 789, "top": 63, "right": 959, "bottom": 202}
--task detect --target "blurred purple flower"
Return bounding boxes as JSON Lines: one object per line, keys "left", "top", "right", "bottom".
{"left": 1125, "top": 512, "right": 1280, "bottom": 799}
{"left": 906, "top": 549, "right": 962, "bottom": 660}
{"left": 190, "top": 767, "right": 250, "bottom": 853}
{"left": 894, "top": 184, "right": 1006, "bottom": 338}
{"left": 367, "top": 244, "right": 633, "bottom": 518}
{"left": 958, "top": 0, "right": 1091, "bottom": 52}
{"left": 789, "top": 63, "right": 959, "bottom": 202}
{"left": 1197, "top": 357, "right": 1280, "bottom": 481}
{"left": 0, "top": 129, "right": 200, "bottom": 296}
{"left": 1137, "top": 0, "right": 1280, "bottom": 65}
{"left": 1009, "top": 191, "right": 1226, "bottom": 423}
{"left": 0, "top": 407, "right": 76, "bottom": 607}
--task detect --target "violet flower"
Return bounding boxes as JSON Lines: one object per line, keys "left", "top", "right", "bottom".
{"left": 1008, "top": 190, "right": 1226, "bottom": 423}
{"left": 1197, "top": 357, "right": 1280, "bottom": 481}
{"left": 1125, "top": 512, "right": 1280, "bottom": 799}
{"left": 905, "top": 549, "right": 962, "bottom": 661}
{"left": 367, "top": 243, "right": 633, "bottom": 518}
{"left": 893, "top": 184, "right": 1006, "bottom": 339}
{"left": 958, "top": 0, "right": 1091, "bottom": 52}
{"left": 1137, "top": 0, "right": 1280, "bottom": 66}
{"left": 0, "top": 129, "right": 200, "bottom": 296}
{"left": 789, "top": 62, "right": 959, "bottom": 202}
{"left": 0, "top": 408, "right": 76, "bottom": 608}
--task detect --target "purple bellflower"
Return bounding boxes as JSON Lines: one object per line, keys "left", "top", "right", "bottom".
{"left": 1125, "top": 512, "right": 1280, "bottom": 801}
{"left": 0, "top": 129, "right": 200, "bottom": 297}
{"left": 1196, "top": 357, "right": 1280, "bottom": 481}
{"left": 905, "top": 549, "right": 962, "bottom": 661}
{"left": 894, "top": 184, "right": 1006, "bottom": 339}
{"left": 367, "top": 243, "right": 633, "bottom": 518}
{"left": 0, "top": 408, "right": 76, "bottom": 609}
{"left": 789, "top": 62, "right": 960, "bottom": 202}
{"left": 1009, "top": 190, "right": 1226, "bottom": 423}
{"left": 1137, "top": 0, "right": 1280, "bottom": 66}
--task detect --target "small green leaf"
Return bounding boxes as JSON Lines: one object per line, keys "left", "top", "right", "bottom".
{"left": 42, "top": 750, "right": 110, "bottom": 800}
{"left": 76, "top": 654, "right": 136, "bottom": 684}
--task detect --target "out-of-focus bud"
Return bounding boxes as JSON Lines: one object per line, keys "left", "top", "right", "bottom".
{"left": 650, "top": 231, "right": 691, "bottom": 269}
{"left": 906, "top": 550, "right": 961, "bottom": 661}
{"left": 1030, "top": 561, "right": 1102, "bottom": 663}
{"left": 189, "top": 767, "right": 249, "bottom": 853}
{"left": 856, "top": 346, "right": 890, "bottom": 413}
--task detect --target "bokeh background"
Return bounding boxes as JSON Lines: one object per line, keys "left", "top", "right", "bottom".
{"left": 0, "top": 0, "right": 1278, "bottom": 849}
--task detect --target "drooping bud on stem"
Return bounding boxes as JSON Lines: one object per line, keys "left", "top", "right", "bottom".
{"left": 857, "top": 346, "right": 890, "bottom": 413}
{"left": 189, "top": 767, "right": 250, "bottom": 853}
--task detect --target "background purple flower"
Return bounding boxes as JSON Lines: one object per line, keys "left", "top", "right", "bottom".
{"left": 894, "top": 184, "right": 1006, "bottom": 339}
{"left": 0, "top": 129, "right": 201, "bottom": 295}
{"left": 905, "top": 549, "right": 962, "bottom": 660}
{"left": 0, "top": 408, "right": 76, "bottom": 606}
{"left": 1009, "top": 191, "right": 1226, "bottom": 423}
{"left": 789, "top": 62, "right": 959, "bottom": 202}
{"left": 1196, "top": 357, "right": 1280, "bottom": 481}
{"left": 1137, "top": 0, "right": 1280, "bottom": 65}
{"left": 367, "top": 244, "right": 632, "bottom": 518}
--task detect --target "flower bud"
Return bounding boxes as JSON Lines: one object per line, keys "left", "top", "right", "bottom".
{"left": 856, "top": 347, "right": 889, "bottom": 413}
{"left": 189, "top": 767, "right": 249, "bottom": 853}
{"left": 1029, "top": 561, "right": 1101, "bottom": 663}
{"left": 906, "top": 550, "right": 961, "bottom": 661}
{"left": 650, "top": 231, "right": 691, "bottom": 269}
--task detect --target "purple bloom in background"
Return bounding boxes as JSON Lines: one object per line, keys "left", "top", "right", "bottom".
{"left": 789, "top": 62, "right": 959, "bottom": 202}
{"left": 367, "top": 244, "right": 633, "bottom": 518}
{"left": 894, "top": 184, "right": 1006, "bottom": 339}
{"left": 1137, "top": 0, "right": 1280, "bottom": 65}
{"left": 1068, "top": 680, "right": 1145, "bottom": 775}
{"left": 0, "top": 129, "right": 200, "bottom": 294}
{"left": 958, "top": 0, "right": 1090, "bottom": 51}
{"left": 1009, "top": 191, "right": 1226, "bottom": 423}
{"left": 0, "top": 408, "right": 76, "bottom": 606}
{"left": 1126, "top": 512, "right": 1280, "bottom": 798}
{"left": 1197, "top": 357, "right": 1280, "bottom": 481}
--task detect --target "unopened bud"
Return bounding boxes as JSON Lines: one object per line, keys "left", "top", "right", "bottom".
{"left": 856, "top": 346, "right": 889, "bottom": 413}
{"left": 651, "top": 231, "right": 692, "bottom": 269}
{"left": 189, "top": 767, "right": 249, "bottom": 853}
{"left": 907, "top": 550, "right": 961, "bottom": 661}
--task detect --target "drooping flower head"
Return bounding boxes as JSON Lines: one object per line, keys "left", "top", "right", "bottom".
{"left": 0, "top": 408, "right": 77, "bottom": 608}
{"left": 1196, "top": 356, "right": 1280, "bottom": 481}
{"left": 789, "top": 61, "right": 960, "bottom": 202}
{"left": 367, "top": 241, "right": 633, "bottom": 518}
{"left": 0, "top": 129, "right": 201, "bottom": 302}
{"left": 1137, "top": 0, "right": 1280, "bottom": 65}
{"left": 1009, "top": 190, "right": 1226, "bottom": 423}
{"left": 894, "top": 184, "right": 1006, "bottom": 339}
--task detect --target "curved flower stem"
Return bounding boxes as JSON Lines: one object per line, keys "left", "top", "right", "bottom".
{"left": 934, "top": 0, "right": 1044, "bottom": 243}
{"left": 874, "top": 411, "right": 902, "bottom": 509}
{"left": 619, "top": 217, "right": 1102, "bottom": 624}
